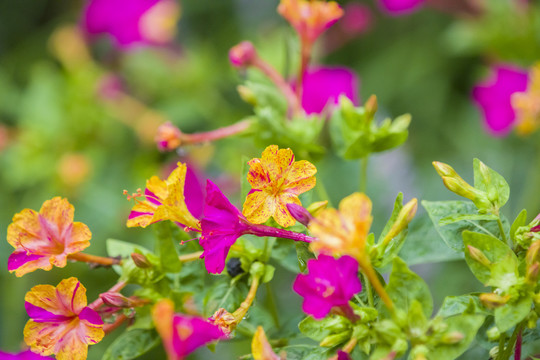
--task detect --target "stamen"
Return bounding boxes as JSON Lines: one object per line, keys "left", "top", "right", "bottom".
{"left": 123, "top": 188, "right": 144, "bottom": 201}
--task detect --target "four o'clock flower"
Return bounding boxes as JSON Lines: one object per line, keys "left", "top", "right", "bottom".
{"left": 7, "top": 197, "right": 92, "bottom": 277}
{"left": 126, "top": 162, "right": 201, "bottom": 231}
{"left": 472, "top": 64, "right": 529, "bottom": 136}
{"left": 0, "top": 350, "right": 50, "bottom": 360}
{"left": 152, "top": 299, "right": 227, "bottom": 360}
{"left": 242, "top": 145, "right": 317, "bottom": 228}
{"left": 23, "top": 277, "right": 104, "bottom": 360}
{"left": 379, "top": 0, "right": 425, "bottom": 16}
{"left": 301, "top": 66, "right": 360, "bottom": 115}
{"left": 83, "top": 0, "right": 180, "bottom": 49}
{"left": 201, "top": 180, "right": 316, "bottom": 274}
{"left": 293, "top": 254, "right": 362, "bottom": 319}
{"left": 252, "top": 326, "right": 282, "bottom": 360}
{"left": 512, "top": 63, "right": 540, "bottom": 135}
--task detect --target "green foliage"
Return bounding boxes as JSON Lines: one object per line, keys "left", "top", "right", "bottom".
{"left": 438, "top": 294, "right": 491, "bottom": 317}
{"left": 102, "top": 329, "right": 161, "bottom": 360}
{"left": 472, "top": 158, "right": 510, "bottom": 215}
{"left": 427, "top": 314, "right": 485, "bottom": 360}
{"left": 153, "top": 222, "right": 182, "bottom": 273}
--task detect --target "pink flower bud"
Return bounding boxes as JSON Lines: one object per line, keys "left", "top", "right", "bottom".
{"left": 286, "top": 203, "right": 314, "bottom": 226}
{"left": 229, "top": 41, "right": 257, "bottom": 68}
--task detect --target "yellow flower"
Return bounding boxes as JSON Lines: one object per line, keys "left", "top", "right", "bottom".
{"left": 512, "top": 63, "right": 540, "bottom": 135}
{"left": 252, "top": 326, "right": 281, "bottom": 360}
{"left": 242, "top": 145, "right": 316, "bottom": 227}
{"left": 126, "top": 162, "right": 201, "bottom": 231}
{"left": 7, "top": 197, "right": 91, "bottom": 277}
{"left": 309, "top": 192, "right": 372, "bottom": 260}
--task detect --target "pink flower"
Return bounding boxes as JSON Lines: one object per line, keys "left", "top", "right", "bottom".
{"left": 301, "top": 67, "right": 359, "bottom": 115}
{"left": 379, "top": 0, "right": 425, "bottom": 15}
{"left": 0, "top": 350, "right": 50, "bottom": 360}
{"left": 340, "top": 3, "right": 373, "bottom": 35}
{"left": 472, "top": 65, "right": 529, "bottom": 136}
{"left": 152, "top": 299, "right": 227, "bottom": 360}
{"left": 293, "top": 254, "right": 362, "bottom": 319}
{"left": 23, "top": 278, "right": 104, "bottom": 360}
{"left": 83, "top": 0, "right": 180, "bottom": 49}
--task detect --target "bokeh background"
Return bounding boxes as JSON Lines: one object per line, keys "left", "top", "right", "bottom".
{"left": 1, "top": 0, "right": 539, "bottom": 358}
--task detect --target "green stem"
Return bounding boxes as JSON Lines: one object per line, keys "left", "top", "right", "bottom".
{"left": 501, "top": 322, "right": 525, "bottom": 360}
{"left": 265, "top": 282, "right": 281, "bottom": 329}
{"left": 360, "top": 157, "right": 368, "bottom": 193}
{"left": 497, "top": 332, "right": 507, "bottom": 360}
{"left": 497, "top": 217, "right": 510, "bottom": 247}
{"left": 363, "top": 272, "right": 374, "bottom": 308}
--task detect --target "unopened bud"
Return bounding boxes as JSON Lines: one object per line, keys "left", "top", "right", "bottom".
{"left": 155, "top": 121, "right": 182, "bottom": 152}
{"left": 382, "top": 198, "right": 418, "bottom": 246}
{"left": 432, "top": 161, "right": 459, "bottom": 178}
{"left": 479, "top": 293, "right": 510, "bottom": 309}
{"left": 365, "top": 94, "right": 378, "bottom": 116}
{"left": 229, "top": 41, "right": 257, "bottom": 68}
{"left": 237, "top": 85, "right": 257, "bottom": 105}
{"left": 286, "top": 203, "right": 314, "bottom": 226}
{"left": 467, "top": 245, "right": 492, "bottom": 267}
{"left": 100, "top": 292, "right": 133, "bottom": 308}
{"left": 441, "top": 177, "right": 478, "bottom": 201}
{"left": 410, "top": 345, "right": 428, "bottom": 360}
{"left": 486, "top": 326, "right": 500, "bottom": 341}
{"left": 527, "top": 311, "right": 538, "bottom": 329}
{"left": 306, "top": 200, "right": 328, "bottom": 217}
{"left": 319, "top": 332, "right": 350, "bottom": 347}
{"left": 532, "top": 213, "right": 540, "bottom": 232}
{"left": 208, "top": 308, "right": 236, "bottom": 336}
{"left": 250, "top": 261, "right": 266, "bottom": 279}
{"left": 131, "top": 252, "right": 152, "bottom": 268}
{"left": 441, "top": 331, "right": 464, "bottom": 344}
{"left": 489, "top": 346, "right": 499, "bottom": 359}
{"left": 526, "top": 240, "right": 540, "bottom": 265}
{"left": 526, "top": 262, "right": 540, "bottom": 283}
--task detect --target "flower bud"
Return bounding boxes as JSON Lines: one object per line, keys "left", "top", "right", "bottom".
{"left": 381, "top": 198, "right": 418, "bottom": 246}
{"left": 432, "top": 161, "right": 459, "bottom": 178}
{"left": 155, "top": 121, "right": 182, "bottom": 152}
{"left": 229, "top": 41, "right": 257, "bottom": 68}
{"left": 467, "top": 245, "right": 492, "bottom": 267}
{"left": 365, "top": 94, "right": 378, "bottom": 117}
{"left": 306, "top": 200, "right": 328, "bottom": 217}
{"left": 249, "top": 261, "right": 266, "bottom": 279}
{"left": 319, "top": 331, "right": 351, "bottom": 347}
{"left": 208, "top": 308, "right": 236, "bottom": 336}
{"left": 441, "top": 331, "right": 464, "bottom": 345}
{"left": 527, "top": 311, "right": 538, "bottom": 329}
{"left": 286, "top": 203, "right": 314, "bottom": 226}
{"left": 131, "top": 252, "right": 152, "bottom": 268}
{"left": 237, "top": 85, "right": 257, "bottom": 106}
{"left": 479, "top": 293, "right": 510, "bottom": 309}
{"left": 100, "top": 292, "right": 133, "bottom": 308}
{"left": 489, "top": 346, "right": 499, "bottom": 359}
{"left": 486, "top": 326, "right": 500, "bottom": 341}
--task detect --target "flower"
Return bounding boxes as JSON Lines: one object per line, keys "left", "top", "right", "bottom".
{"left": 0, "top": 350, "right": 50, "bottom": 360}
{"left": 340, "top": 3, "right": 373, "bottom": 35}
{"left": 229, "top": 41, "right": 257, "bottom": 68}
{"left": 23, "top": 277, "right": 104, "bottom": 360}
{"left": 379, "top": 0, "right": 425, "bottom": 15}
{"left": 293, "top": 254, "right": 362, "bottom": 319}
{"left": 152, "top": 299, "right": 227, "bottom": 360}
{"left": 301, "top": 66, "right": 359, "bottom": 115}
{"left": 512, "top": 63, "right": 540, "bottom": 135}
{"left": 7, "top": 197, "right": 92, "bottom": 277}
{"left": 472, "top": 64, "right": 529, "bottom": 136}
{"left": 242, "top": 145, "right": 317, "bottom": 227}
{"left": 200, "top": 180, "right": 316, "bottom": 274}
{"left": 278, "top": 0, "right": 344, "bottom": 46}
{"left": 126, "top": 162, "right": 201, "bottom": 231}
{"left": 83, "top": 0, "right": 180, "bottom": 49}
{"left": 252, "top": 326, "right": 281, "bottom": 360}
{"left": 309, "top": 193, "right": 372, "bottom": 259}
{"left": 155, "top": 122, "right": 183, "bottom": 151}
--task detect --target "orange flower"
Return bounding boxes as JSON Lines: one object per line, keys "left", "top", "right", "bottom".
{"left": 309, "top": 192, "right": 372, "bottom": 259}
{"left": 7, "top": 197, "right": 91, "bottom": 277}
{"left": 242, "top": 145, "right": 316, "bottom": 227}
{"left": 24, "top": 277, "right": 104, "bottom": 360}
{"left": 126, "top": 162, "right": 201, "bottom": 231}
{"left": 278, "top": 0, "right": 343, "bottom": 44}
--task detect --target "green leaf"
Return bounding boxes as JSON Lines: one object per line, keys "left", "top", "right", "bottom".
{"left": 382, "top": 257, "right": 433, "bottom": 318}
{"left": 472, "top": 158, "right": 510, "bottom": 211}
{"left": 439, "top": 213, "right": 498, "bottom": 226}
{"left": 422, "top": 200, "right": 507, "bottom": 252}
{"left": 437, "top": 294, "right": 491, "bottom": 317}
{"left": 102, "top": 329, "right": 160, "bottom": 360}
{"left": 494, "top": 294, "right": 532, "bottom": 332}
{"left": 462, "top": 231, "right": 518, "bottom": 287}
{"left": 428, "top": 314, "right": 485, "bottom": 360}
{"left": 378, "top": 193, "right": 404, "bottom": 243}
{"left": 296, "top": 241, "right": 315, "bottom": 273}
{"left": 202, "top": 276, "right": 248, "bottom": 316}
{"left": 153, "top": 222, "right": 182, "bottom": 273}
{"left": 298, "top": 315, "right": 351, "bottom": 342}
{"left": 510, "top": 209, "right": 528, "bottom": 244}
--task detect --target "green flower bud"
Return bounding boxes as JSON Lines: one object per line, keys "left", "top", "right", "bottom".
{"left": 440, "top": 331, "right": 464, "bottom": 345}
{"left": 489, "top": 346, "right": 499, "bottom": 359}
{"left": 486, "top": 326, "right": 501, "bottom": 341}
{"left": 249, "top": 261, "right": 266, "bottom": 279}
{"left": 467, "top": 245, "right": 492, "bottom": 267}
{"left": 319, "top": 331, "right": 351, "bottom": 347}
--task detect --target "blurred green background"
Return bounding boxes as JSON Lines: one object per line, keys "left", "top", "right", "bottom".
{"left": 1, "top": 0, "right": 540, "bottom": 358}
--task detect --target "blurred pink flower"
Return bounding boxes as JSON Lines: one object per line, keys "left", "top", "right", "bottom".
{"left": 293, "top": 254, "right": 362, "bottom": 319}
{"left": 0, "top": 350, "right": 50, "bottom": 360}
{"left": 472, "top": 65, "right": 529, "bottom": 136}
{"left": 83, "top": 0, "right": 180, "bottom": 49}
{"left": 340, "top": 3, "right": 373, "bottom": 35}
{"left": 301, "top": 67, "right": 359, "bottom": 115}
{"left": 379, "top": 0, "right": 425, "bottom": 15}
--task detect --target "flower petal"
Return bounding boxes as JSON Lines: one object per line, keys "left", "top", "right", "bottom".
{"left": 243, "top": 190, "right": 276, "bottom": 224}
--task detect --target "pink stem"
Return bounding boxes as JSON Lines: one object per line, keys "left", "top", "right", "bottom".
{"left": 247, "top": 223, "right": 316, "bottom": 242}
{"left": 515, "top": 329, "right": 522, "bottom": 360}
{"left": 88, "top": 281, "right": 127, "bottom": 310}
{"left": 180, "top": 119, "right": 252, "bottom": 144}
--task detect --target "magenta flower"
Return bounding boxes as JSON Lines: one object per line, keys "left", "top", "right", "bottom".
{"left": 301, "top": 67, "right": 359, "bottom": 115}
{"left": 0, "top": 350, "right": 50, "bottom": 360}
{"left": 153, "top": 299, "right": 227, "bottom": 360}
{"left": 379, "top": 0, "right": 425, "bottom": 15}
{"left": 200, "top": 180, "right": 316, "bottom": 274}
{"left": 340, "top": 3, "right": 373, "bottom": 36}
{"left": 472, "top": 65, "right": 529, "bottom": 136}
{"left": 293, "top": 254, "right": 362, "bottom": 319}
{"left": 83, "top": 0, "right": 180, "bottom": 49}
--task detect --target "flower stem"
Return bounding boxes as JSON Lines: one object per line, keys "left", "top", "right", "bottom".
{"left": 500, "top": 321, "right": 525, "bottom": 360}
{"left": 178, "top": 251, "right": 203, "bottom": 263}
{"left": 104, "top": 313, "right": 128, "bottom": 334}
{"left": 68, "top": 252, "right": 122, "bottom": 267}
{"left": 360, "top": 260, "right": 394, "bottom": 311}
{"left": 233, "top": 275, "right": 261, "bottom": 322}
{"left": 248, "top": 223, "right": 317, "bottom": 242}
{"left": 179, "top": 119, "right": 253, "bottom": 145}
{"left": 497, "top": 217, "right": 510, "bottom": 247}
{"left": 88, "top": 281, "right": 127, "bottom": 310}
{"left": 363, "top": 272, "right": 374, "bottom": 308}
{"left": 295, "top": 41, "right": 311, "bottom": 102}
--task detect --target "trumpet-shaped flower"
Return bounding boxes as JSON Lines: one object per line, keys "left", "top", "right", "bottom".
{"left": 83, "top": 0, "right": 180, "bottom": 49}
{"left": 379, "top": 0, "right": 425, "bottom": 15}
{"left": 309, "top": 193, "right": 372, "bottom": 259}
{"left": 301, "top": 66, "right": 359, "bottom": 115}
{"left": 512, "top": 63, "right": 540, "bottom": 135}
{"left": 242, "top": 145, "right": 317, "bottom": 228}
{"left": 472, "top": 64, "right": 529, "bottom": 136}
{"left": 201, "top": 180, "right": 315, "bottom": 274}
{"left": 152, "top": 299, "right": 227, "bottom": 360}
{"left": 7, "top": 197, "right": 92, "bottom": 277}
{"left": 278, "top": 0, "right": 343, "bottom": 46}
{"left": 23, "top": 277, "right": 104, "bottom": 360}
{"left": 293, "top": 254, "right": 362, "bottom": 319}
{"left": 126, "top": 162, "right": 201, "bottom": 231}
